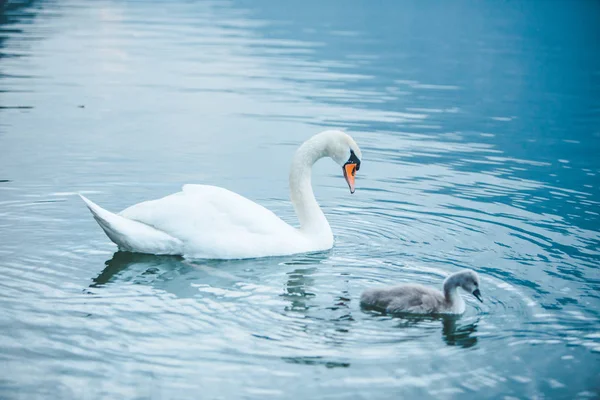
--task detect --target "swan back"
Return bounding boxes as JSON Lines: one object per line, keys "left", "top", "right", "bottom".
{"left": 120, "top": 185, "right": 311, "bottom": 259}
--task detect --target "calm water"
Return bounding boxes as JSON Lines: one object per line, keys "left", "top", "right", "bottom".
{"left": 1, "top": 0, "right": 599, "bottom": 398}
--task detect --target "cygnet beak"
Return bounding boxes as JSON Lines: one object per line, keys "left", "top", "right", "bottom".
{"left": 343, "top": 163, "right": 357, "bottom": 194}
{"left": 472, "top": 288, "right": 483, "bottom": 303}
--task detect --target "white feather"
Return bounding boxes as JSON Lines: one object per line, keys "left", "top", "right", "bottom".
{"left": 80, "top": 130, "right": 361, "bottom": 259}
{"left": 79, "top": 194, "right": 183, "bottom": 255}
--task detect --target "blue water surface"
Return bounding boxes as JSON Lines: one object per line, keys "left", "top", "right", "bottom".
{"left": 0, "top": 0, "right": 599, "bottom": 398}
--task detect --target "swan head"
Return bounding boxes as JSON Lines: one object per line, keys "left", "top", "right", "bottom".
{"left": 318, "top": 130, "right": 362, "bottom": 194}
{"left": 447, "top": 270, "right": 483, "bottom": 303}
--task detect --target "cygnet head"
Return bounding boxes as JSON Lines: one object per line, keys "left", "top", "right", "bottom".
{"left": 448, "top": 270, "right": 483, "bottom": 303}
{"left": 316, "top": 130, "right": 362, "bottom": 193}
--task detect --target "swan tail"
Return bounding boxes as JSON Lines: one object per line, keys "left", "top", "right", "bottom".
{"left": 79, "top": 194, "right": 182, "bottom": 255}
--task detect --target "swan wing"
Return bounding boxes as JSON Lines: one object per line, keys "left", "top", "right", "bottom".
{"left": 119, "top": 185, "right": 300, "bottom": 258}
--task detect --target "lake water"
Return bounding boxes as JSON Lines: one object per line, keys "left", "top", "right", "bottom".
{"left": 1, "top": 0, "right": 599, "bottom": 398}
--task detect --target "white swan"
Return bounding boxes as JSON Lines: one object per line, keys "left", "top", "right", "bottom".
{"left": 360, "top": 270, "right": 483, "bottom": 315}
{"left": 80, "top": 130, "right": 362, "bottom": 259}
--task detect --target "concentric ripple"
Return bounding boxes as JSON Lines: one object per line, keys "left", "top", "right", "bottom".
{"left": 1, "top": 0, "right": 599, "bottom": 398}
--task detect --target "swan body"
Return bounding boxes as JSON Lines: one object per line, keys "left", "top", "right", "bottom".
{"left": 81, "top": 130, "right": 362, "bottom": 259}
{"left": 360, "top": 270, "right": 483, "bottom": 315}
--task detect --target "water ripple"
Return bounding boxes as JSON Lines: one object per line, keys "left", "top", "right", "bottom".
{"left": 1, "top": 0, "right": 599, "bottom": 398}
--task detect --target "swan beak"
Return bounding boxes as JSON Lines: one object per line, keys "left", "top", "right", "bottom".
{"left": 343, "top": 163, "right": 357, "bottom": 194}
{"left": 472, "top": 288, "right": 483, "bottom": 303}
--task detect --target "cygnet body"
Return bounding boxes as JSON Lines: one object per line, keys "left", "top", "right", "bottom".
{"left": 360, "top": 270, "right": 483, "bottom": 315}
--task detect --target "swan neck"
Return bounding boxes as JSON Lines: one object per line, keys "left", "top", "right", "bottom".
{"left": 443, "top": 276, "right": 461, "bottom": 305}
{"left": 289, "top": 140, "right": 330, "bottom": 234}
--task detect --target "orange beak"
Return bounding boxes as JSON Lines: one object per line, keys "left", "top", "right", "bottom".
{"left": 343, "top": 163, "right": 357, "bottom": 194}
